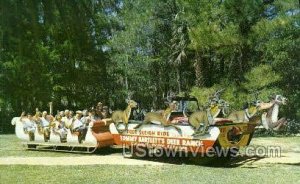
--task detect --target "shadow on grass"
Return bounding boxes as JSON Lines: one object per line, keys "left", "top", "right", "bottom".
{"left": 97, "top": 147, "right": 267, "bottom": 167}
{"left": 10, "top": 144, "right": 269, "bottom": 168}
{"left": 25, "top": 146, "right": 120, "bottom": 156}
{"left": 278, "top": 162, "right": 300, "bottom": 166}
{"left": 125, "top": 153, "right": 266, "bottom": 168}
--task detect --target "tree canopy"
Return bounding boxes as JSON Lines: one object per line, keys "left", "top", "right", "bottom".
{"left": 0, "top": 0, "right": 299, "bottom": 132}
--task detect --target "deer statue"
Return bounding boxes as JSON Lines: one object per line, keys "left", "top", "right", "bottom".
{"left": 227, "top": 91, "right": 270, "bottom": 124}
{"left": 112, "top": 99, "right": 138, "bottom": 132}
{"left": 134, "top": 91, "right": 182, "bottom": 133}
{"left": 228, "top": 94, "right": 288, "bottom": 131}
{"left": 227, "top": 99, "right": 263, "bottom": 123}
{"left": 134, "top": 102, "right": 182, "bottom": 133}
{"left": 260, "top": 94, "right": 288, "bottom": 131}
{"left": 189, "top": 89, "right": 229, "bottom": 136}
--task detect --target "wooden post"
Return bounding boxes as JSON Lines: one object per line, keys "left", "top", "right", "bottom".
{"left": 49, "top": 102, "right": 53, "bottom": 115}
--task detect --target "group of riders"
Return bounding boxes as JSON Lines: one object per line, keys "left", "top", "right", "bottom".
{"left": 19, "top": 99, "right": 175, "bottom": 143}
{"left": 20, "top": 102, "right": 114, "bottom": 143}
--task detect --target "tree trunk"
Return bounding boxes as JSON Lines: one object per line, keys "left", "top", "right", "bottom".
{"left": 176, "top": 67, "right": 181, "bottom": 93}
{"left": 194, "top": 53, "right": 204, "bottom": 87}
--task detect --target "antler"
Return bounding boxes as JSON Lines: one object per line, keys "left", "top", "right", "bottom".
{"left": 210, "top": 89, "right": 225, "bottom": 102}
{"left": 127, "top": 91, "right": 134, "bottom": 100}
{"left": 268, "top": 93, "right": 276, "bottom": 100}
{"left": 166, "top": 90, "right": 175, "bottom": 102}
{"left": 253, "top": 91, "right": 258, "bottom": 100}
{"left": 214, "top": 88, "right": 225, "bottom": 97}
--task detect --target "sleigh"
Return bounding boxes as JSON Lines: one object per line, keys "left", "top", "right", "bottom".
{"left": 13, "top": 96, "right": 257, "bottom": 156}
{"left": 13, "top": 118, "right": 115, "bottom": 153}
{"left": 110, "top": 119, "right": 256, "bottom": 156}
{"left": 110, "top": 96, "right": 257, "bottom": 156}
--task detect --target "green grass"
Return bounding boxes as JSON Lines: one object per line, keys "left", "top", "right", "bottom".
{"left": 0, "top": 134, "right": 88, "bottom": 157}
{"left": 1, "top": 134, "right": 300, "bottom": 183}
{"left": 0, "top": 164, "right": 299, "bottom": 184}
{"left": 249, "top": 136, "right": 300, "bottom": 153}
{"left": 0, "top": 134, "right": 120, "bottom": 157}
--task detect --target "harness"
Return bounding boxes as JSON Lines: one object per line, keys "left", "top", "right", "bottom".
{"left": 244, "top": 109, "right": 251, "bottom": 121}
{"left": 244, "top": 106, "right": 258, "bottom": 122}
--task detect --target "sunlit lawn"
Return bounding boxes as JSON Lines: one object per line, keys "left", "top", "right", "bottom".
{"left": 0, "top": 134, "right": 300, "bottom": 183}
{"left": 0, "top": 134, "right": 78, "bottom": 157}
{"left": 0, "top": 164, "right": 299, "bottom": 184}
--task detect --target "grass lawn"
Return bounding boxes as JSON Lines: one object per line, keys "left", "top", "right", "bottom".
{"left": 0, "top": 134, "right": 300, "bottom": 183}
{"left": 0, "top": 164, "right": 299, "bottom": 184}
{"left": 0, "top": 134, "right": 78, "bottom": 157}
{"left": 0, "top": 134, "right": 117, "bottom": 157}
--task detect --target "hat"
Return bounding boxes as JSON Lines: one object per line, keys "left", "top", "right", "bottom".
{"left": 56, "top": 115, "right": 62, "bottom": 120}
{"left": 82, "top": 110, "right": 88, "bottom": 115}
{"left": 76, "top": 110, "right": 83, "bottom": 115}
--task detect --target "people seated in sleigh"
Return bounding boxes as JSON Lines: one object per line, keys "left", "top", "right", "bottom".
{"left": 70, "top": 111, "right": 88, "bottom": 143}
{"left": 20, "top": 112, "right": 37, "bottom": 141}
{"left": 51, "top": 115, "right": 68, "bottom": 143}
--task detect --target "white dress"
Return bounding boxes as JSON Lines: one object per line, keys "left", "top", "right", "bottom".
{"left": 41, "top": 117, "right": 50, "bottom": 127}
{"left": 73, "top": 119, "right": 84, "bottom": 129}
{"left": 22, "top": 119, "right": 36, "bottom": 133}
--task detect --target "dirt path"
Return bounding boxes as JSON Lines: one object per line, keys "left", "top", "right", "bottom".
{"left": 239, "top": 137, "right": 300, "bottom": 167}
{"left": 0, "top": 152, "right": 299, "bottom": 166}
{"left": 0, "top": 155, "right": 166, "bottom": 166}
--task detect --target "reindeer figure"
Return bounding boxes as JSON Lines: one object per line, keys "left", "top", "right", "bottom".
{"left": 228, "top": 94, "right": 287, "bottom": 131}
{"left": 112, "top": 99, "right": 138, "bottom": 132}
{"left": 134, "top": 101, "right": 182, "bottom": 133}
{"left": 227, "top": 100, "right": 263, "bottom": 123}
{"left": 261, "top": 94, "right": 288, "bottom": 131}
{"left": 227, "top": 91, "right": 272, "bottom": 124}
{"left": 189, "top": 89, "right": 228, "bottom": 136}
{"left": 134, "top": 91, "right": 183, "bottom": 133}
